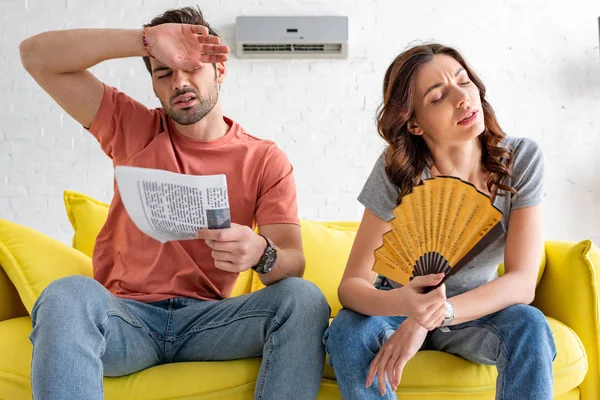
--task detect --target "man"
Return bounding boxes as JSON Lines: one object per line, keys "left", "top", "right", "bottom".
{"left": 20, "top": 6, "right": 330, "bottom": 400}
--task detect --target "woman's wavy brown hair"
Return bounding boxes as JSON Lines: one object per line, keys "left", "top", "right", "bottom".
{"left": 377, "top": 43, "right": 516, "bottom": 203}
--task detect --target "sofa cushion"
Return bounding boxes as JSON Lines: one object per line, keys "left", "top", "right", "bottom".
{"left": 251, "top": 220, "right": 358, "bottom": 318}
{"left": 0, "top": 316, "right": 261, "bottom": 400}
{"left": 63, "top": 190, "right": 109, "bottom": 258}
{"left": 0, "top": 315, "right": 586, "bottom": 399}
{"left": 0, "top": 219, "right": 93, "bottom": 314}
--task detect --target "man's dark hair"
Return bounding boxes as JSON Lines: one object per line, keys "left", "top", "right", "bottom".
{"left": 142, "top": 6, "right": 219, "bottom": 75}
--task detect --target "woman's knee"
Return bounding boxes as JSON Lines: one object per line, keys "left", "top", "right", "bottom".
{"left": 324, "top": 310, "right": 386, "bottom": 362}
{"left": 504, "top": 304, "right": 550, "bottom": 332}
{"left": 499, "top": 304, "right": 555, "bottom": 354}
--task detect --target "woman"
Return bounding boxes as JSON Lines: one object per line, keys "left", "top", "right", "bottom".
{"left": 323, "top": 43, "right": 556, "bottom": 400}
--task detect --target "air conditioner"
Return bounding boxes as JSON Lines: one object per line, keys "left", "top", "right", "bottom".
{"left": 235, "top": 16, "right": 348, "bottom": 59}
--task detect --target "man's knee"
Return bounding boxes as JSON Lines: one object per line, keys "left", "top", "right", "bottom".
{"left": 268, "top": 278, "right": 331, "bottom": 326}
{"left": 33, "top": 275, "right": 107, "bottom": 323}
{"left": 275, "top": 277, "right": 329, "bottom": 310}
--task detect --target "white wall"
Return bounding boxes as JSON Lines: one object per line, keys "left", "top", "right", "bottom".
{"left": 1, "top": 0, "right": 599, "bottom": 245}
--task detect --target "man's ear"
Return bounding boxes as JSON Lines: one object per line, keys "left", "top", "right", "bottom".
{"left": 407, "top": 118, "right": 424, "bottom": 136}
{"left": 215, "top": 62, "right": 227, "bottom": 84}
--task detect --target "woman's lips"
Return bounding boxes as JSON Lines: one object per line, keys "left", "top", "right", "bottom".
{"left": 458, "top": 109, "right": 479, "bottom": 125}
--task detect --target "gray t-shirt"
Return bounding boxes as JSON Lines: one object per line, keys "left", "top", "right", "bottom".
{"left": 358, "top": 136, "right": 545, "bottom": 298}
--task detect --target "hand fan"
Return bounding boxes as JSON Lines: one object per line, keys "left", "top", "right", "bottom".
{"left": 373, "top": 176, "right": 505, "bottom": 287}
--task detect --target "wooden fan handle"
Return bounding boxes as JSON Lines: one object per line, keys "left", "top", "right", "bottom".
{"left": 422, "top": 222, "right": 505, "bottom": 293}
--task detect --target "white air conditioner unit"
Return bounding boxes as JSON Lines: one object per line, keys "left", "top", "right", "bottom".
{"left": 235, "top": 16, "right": 348, "bottom": 59}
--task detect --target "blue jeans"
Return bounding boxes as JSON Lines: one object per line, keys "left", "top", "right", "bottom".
{"left": 324, "top": 304, "right": 557, "bottom": 400}
{"left": 30, "top": 275, "right": 330, "bottom": 400}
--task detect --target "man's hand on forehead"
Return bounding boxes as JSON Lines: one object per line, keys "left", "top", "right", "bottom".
{"left": 146, "top": 23, "right": 230, "bottom": 71}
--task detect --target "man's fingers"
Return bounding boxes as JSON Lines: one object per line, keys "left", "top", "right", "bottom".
{"left": 214, "top": 260, "right": 236, "bottom": 272}
{"left": 196, "top": 35, "right": 222, "bottom": 45}
{"left": 211, "top": 250, "right": 235, "bottom": 262}
{"left": 200, "top": 54, "right": 229, "bottom": 63}
{"left": 196, "top": 41, "right": 230, "bottom": 55}
{"left": 189, "top": 24, "right": 209, "bottom": 36}
{"left": 196, "top": 229, "right": 222, "bottom": 240}
{"left": 205, "top": 239, "right": 238, "bottom": 252}
{"left": 197, "top": 227, "right": 235, "bottom": 241}
{"left": 197, "top": 52, "right": 229, "bottom": 63}
{"left": 198, "top": 45, "right": 230, "bottom": 56}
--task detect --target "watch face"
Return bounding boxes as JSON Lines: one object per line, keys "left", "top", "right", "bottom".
{"left": 260, "top": 247, "right": 278, "bottom": 273}
{"left": 254, "top": 238, "right": 277, "bottom": 274}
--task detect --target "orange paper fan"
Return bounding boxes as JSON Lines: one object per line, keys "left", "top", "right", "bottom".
{"left": 373, "top": 176, "right": 505, "bottom": 286}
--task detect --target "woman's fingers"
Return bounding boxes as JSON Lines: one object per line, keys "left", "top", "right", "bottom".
{"left": 424, "top": 302, "right": 448, "bottom": 330}
{"left": 366, "top": 350, "right": 382, "bottom": 388}
{"left": 392, "top": 355, "right": 407, "bottom": 390}
{"left": 377, "top": 352, "right": 390, "bottom": 396}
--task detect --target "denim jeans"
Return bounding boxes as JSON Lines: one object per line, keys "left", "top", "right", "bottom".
{"left": 30, "top": 275, "right": 330, "bottom": 400}
{"left": 324, "top": 304, "right": 557, "bottom": 400}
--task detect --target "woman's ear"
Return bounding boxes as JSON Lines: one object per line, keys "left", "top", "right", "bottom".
{"left": 407, "top": 118, "right": 424, "bottom": 136}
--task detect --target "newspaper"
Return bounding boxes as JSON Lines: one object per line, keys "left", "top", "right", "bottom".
{"left": 114, "top": 166, "right": 231, "bottom": 243}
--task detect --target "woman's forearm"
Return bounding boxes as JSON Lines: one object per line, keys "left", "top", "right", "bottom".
{"left": 338, "top": 277, "right": 405, "bottom": 316}
{"left": 449, "top": 273, "right": 535, "bottom": 325}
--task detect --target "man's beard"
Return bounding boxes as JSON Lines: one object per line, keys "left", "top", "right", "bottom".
{"left": 163, "top": 82, "right": 219, "bottom": 126}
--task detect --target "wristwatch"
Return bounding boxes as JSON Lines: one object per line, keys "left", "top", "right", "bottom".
{"left": 251, "top": 235, "right": 278, "bottom": 274}
{"left": 438, "top": 300, "right": 455, "bottom": 333}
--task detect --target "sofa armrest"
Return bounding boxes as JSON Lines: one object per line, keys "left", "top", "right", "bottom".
{"left": 531, "top": 240, "right": 600, "bottom": 400}
{"left": 0, "top": 218, "right": 93, "bottom": 314}
{"left": 0, "top": 265, "right": 27, "bottom": 322}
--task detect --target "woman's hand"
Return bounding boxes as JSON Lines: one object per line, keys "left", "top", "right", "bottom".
{"left": 390, "top": 273, "right": 448, "bottom": 330}
{"left": 366, "top": 318, "right": 428, "bottom": 395}
{"left": 146, "top": 23, "right": 229, "bottom": 70}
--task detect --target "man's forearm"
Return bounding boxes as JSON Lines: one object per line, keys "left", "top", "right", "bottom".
{"left": 258, "top": 248, "right": 305, "bottom": 286}
{"left": 20, "top": 29, "right": 146, "bottom": 74}
{"left": 449, "top": 273, "right": 535, "bottom": 325}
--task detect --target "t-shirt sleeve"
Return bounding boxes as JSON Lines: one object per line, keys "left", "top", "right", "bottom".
{"left": 510, "top": 138, "right": 546, "bottom": 210}
{"left": 86, "top": 83, "right": 162, "bottom": 163}
{"left": 254, "top": 145, "right": 300, "bottom": 226}
{"left": 357, "top": 153, "right": 400, "bottom": 222}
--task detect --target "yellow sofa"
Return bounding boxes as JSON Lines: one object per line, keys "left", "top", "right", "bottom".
{"left": 0, "top": 190, "right": 598, "bottom": 400}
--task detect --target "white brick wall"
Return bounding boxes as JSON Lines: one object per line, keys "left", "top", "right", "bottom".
{"left": 1, "top": 0, "right": 599, "bottom": 246}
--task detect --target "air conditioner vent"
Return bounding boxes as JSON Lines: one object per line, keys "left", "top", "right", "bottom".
{"left": 235, "top": 16, "right": 348, "bottom": 59}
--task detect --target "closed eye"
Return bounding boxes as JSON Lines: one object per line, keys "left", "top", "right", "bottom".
{"left": 431, "top": 93, "right": 445, "bottom": 103}
{"left": 158, "top": 72, "right": 172, "bottom": 79}
{"left": 459, "top": 81, "right": 471, "bottom": 86}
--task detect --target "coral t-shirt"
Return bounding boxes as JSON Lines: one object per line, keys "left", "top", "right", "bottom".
{"left": 87, "top": 84, "right": 299, "bottom": 302}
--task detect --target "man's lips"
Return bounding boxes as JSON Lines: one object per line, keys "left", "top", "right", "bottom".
{"left": 172, "top": 93, "right": 197, "bottom": 104}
